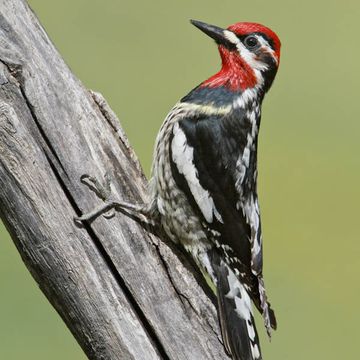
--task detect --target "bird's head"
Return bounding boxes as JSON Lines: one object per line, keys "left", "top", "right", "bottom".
{"left": 191, "top": 20, "right": 281, "bottom": 94}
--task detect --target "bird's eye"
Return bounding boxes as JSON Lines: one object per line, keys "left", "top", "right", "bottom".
{"left": 244, "top": 36, "right": 259, "bottom": 50}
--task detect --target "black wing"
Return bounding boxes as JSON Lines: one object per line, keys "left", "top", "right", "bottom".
{"left": 169, "top": 111, "right": 276, "bottom": 331}
{"left": 171, "top": 111, "right": 255, "bottom": 272}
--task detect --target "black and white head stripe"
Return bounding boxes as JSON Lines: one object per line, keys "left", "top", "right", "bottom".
{"left": 223, "top": 30, "right": 278, "bottom": 72}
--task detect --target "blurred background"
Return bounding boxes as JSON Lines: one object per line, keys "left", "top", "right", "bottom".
{"left": 0, "top": 0, "right": 359, "bottom": 358}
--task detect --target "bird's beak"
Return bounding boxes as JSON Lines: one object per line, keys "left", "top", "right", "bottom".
{"left": 190, "top": 20, "right": 232, "bottom": 47}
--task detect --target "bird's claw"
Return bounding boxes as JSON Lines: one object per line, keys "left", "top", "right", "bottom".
{"left": 80, "top": 172, "right": 112, "bottom": 201}
{"left": 75, "top": 172, "right": 116, "bottom": 223}
{"left": 103, "top": 210, "right": 116, "bottom": 219}
{"left": 75, "top": 172, "right": 151, "bottom": 227}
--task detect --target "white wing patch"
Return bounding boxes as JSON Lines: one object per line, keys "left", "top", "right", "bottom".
{"left": 171, "top": 122, "right": 223, "bottom": 224}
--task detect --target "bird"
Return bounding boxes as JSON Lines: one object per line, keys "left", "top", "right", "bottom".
{"left": 77, "top": 19, "right": 281, "bottom": 360}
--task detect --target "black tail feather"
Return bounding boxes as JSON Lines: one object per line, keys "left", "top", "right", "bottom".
{"left": 214, "top": 260, "right": 262, "bottom": 360}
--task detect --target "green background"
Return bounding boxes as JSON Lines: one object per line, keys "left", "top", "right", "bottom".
{"left": 1, "top": 0, "right": 359, "bottom": 359}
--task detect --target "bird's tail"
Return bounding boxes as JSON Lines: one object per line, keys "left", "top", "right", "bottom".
{"left": 214, "top": 260, "right": 262, "bottom": 360}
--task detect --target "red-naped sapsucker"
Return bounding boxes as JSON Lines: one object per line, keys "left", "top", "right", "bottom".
{"left": 78, "top": 19, "right": 281, "bottom": 360}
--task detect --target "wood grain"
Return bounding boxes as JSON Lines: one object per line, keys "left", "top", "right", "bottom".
{"left": 0, "top": 1, "right": 229, "bottom": 359}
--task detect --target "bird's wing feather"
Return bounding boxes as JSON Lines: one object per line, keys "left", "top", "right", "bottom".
{"left": 170, "top": 112, "right": 261, "bottom": 273}
{"left": 170, "top": 111, "right": 277, "bottom": 333}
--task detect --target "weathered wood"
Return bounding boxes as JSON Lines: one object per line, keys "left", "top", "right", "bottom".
{"left": 0, "top": 0, "right": 228, "bottom": 359}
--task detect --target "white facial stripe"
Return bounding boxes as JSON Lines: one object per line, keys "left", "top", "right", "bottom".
{"left": 224, "top": 30, "right": 275, "bottom": 77}
{"left": 224, "top": 29, "right": 240, "bottom": 45}
{"left": 237, "top": 40, "right": 268, "bottom": 71}
{"left": 223, "top": 30, "right": 265, "bottom": 87}
{"left": 256, "top": 35, "right": 278, "bottom": 65}
{"left": 256, "top": 35, "right": 271, "bottom": 48}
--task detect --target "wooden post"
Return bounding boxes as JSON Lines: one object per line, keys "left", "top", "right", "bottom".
{"left": 0, "top": 0, "right": 228, "bottom": 359}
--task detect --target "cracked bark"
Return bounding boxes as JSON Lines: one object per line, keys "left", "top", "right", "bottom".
{"left": 0, "top": 1, "right": 229, "bottom": 359}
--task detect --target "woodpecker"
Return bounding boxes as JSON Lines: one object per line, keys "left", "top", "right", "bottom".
{"left": 77, "top": 19, "right": 281, "bottom": 360}
{"left": 149, "top": 20, "right": 280, "bottom": 359}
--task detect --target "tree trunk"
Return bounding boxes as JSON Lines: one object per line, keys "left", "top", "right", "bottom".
{"left": 0, "top": 0, "right": 228, "bottom": 359}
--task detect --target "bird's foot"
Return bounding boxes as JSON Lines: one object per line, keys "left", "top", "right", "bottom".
{"left": 80, "top": 173, "right": 112, "bottom": 203}
{"left": 74, "top": 172, "right": 118, "bottom": 224}
{"left": 74, "top": 172, "right": 152, "bottom": 226}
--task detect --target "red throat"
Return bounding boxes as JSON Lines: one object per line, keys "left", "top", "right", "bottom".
{"left": 201, "top": 46, "right": 258, "bottom": 91}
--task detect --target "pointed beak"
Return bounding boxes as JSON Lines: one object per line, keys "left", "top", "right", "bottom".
{"left": 190, "top": 20, "right": 232, "bottom": 47}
